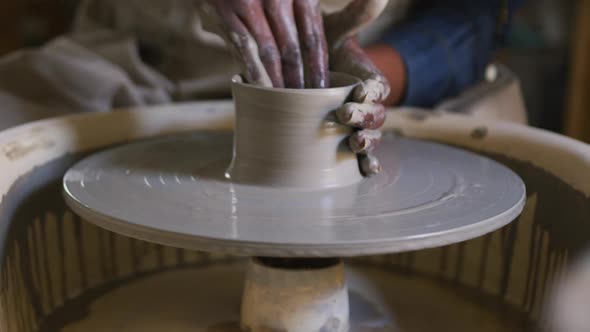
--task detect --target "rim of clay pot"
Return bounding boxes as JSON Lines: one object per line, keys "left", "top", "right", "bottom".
{"left": 231, "top": 72, "right": 361, "bottom": 95}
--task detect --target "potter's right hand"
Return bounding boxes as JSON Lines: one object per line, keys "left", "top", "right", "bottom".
{"left": 325, "top": 0, "right": 390, "bottom": 176}
{"left": 199, "top": 0, "right": 329, "bottom": 89}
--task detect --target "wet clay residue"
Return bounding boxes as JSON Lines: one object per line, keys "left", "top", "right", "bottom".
{"left": 470, "top": 127, "right": 488, "bottom": 139}
{"left": 319, "top": 317, "right": 343, "bottom": 332}
{"left": 406, "top": 111, "right": 430, "bottom": 122}
{"left": 403, "top": 110, "right": 444, "bottom": 123}
{"left": 388, "top": 128, "right": 404, "bottom": 137}
{"left": 2, "top": 127, "right": 55, "bottom": 161}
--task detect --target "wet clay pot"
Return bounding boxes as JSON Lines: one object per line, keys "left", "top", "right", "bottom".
{"left": 226, "top": 73, "right": 362, "bottom": 189}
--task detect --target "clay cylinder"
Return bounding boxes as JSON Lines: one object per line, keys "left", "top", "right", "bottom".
{"left": 226, "top": 73, "right": 362, "bottom": 189}
{"left": 241, "top": 258, "right": 349, "bottom": 332}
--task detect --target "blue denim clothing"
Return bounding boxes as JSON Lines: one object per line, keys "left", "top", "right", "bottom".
{"left": 381, "top": 0, "right": 524, "bottom": 107}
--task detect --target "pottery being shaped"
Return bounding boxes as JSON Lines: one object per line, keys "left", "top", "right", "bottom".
{"left": 226, "top": 73, "right": 362, "bottom": 189}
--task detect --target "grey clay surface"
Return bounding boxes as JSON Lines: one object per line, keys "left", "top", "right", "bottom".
{"left": 228, "top": 73, "right": 363, "bottom": 188}
{"left": 62, "top": 131, "right": 526, "bottom": 257}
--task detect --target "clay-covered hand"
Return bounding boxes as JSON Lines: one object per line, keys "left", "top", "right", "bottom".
{"left": 325, "top": 0, "right": 391, "bottom": 175}
{"left": 199, "top": 0, "right": 389, "bottom": 176}
{"left": 199, "top": 0, "right": 329, "bottom": 88}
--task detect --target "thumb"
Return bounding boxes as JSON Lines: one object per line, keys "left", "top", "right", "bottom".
{"left": 324, "top": 0, "right": 389, "bottom": 48}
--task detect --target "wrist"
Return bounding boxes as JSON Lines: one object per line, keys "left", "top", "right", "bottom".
{"left": 363, "top": 44, "right": 407, "bottom": 106}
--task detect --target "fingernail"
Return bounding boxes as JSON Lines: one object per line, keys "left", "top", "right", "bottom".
{"left": 360, "top": 154, "right": 382, "bottom": 176}
{"left": 365, "top": 90, "right": 379, "bottom": 103}
{"left": 354, "top": 84, "right": 369, "bottom": 103}
{"left": 349, "top": 135, "right": 366, "bottom": 153}
{"left": 356, "top": 79, "right": 385, "bottom": 103}
{"left": 349, "top": 130, "right": 381, "bottom": 153}
{"left": 337, "top": 104, "right": 362, "bottom": 126}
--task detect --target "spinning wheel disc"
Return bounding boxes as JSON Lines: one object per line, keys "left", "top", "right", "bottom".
{"left": 63, "top": 131, "right": 525, "bottom": 257}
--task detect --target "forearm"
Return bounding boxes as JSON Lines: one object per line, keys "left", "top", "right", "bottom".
{"left": 371, "top": 0, "right": 523, "bottom": 107}
{"left": 364, "top": 44, "right": 406, "bottom": 106}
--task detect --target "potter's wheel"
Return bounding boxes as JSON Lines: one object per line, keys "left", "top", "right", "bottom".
{"left": 63, "top": 131, "right": 525, "bottom": 257}
{"left": 61, "top": 102, "right": 527, "bottom": 331}
{"left": 61, "top": 74, "right": 526, "bottom": 331}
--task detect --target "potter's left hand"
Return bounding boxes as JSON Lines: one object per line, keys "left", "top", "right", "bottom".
{"left": 325, "top": 0, "right": 391, "bottom": 176}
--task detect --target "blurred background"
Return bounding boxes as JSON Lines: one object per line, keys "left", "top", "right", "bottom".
{"left": 0, "top": 0, "right": 588, "bottom": 143}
